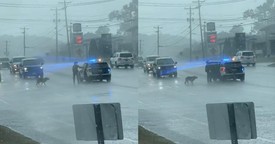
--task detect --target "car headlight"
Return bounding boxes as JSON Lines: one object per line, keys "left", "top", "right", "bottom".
{"left": 24, "top": 67, "right": 27, "bottom": 71}
{"left": 174, "top": 65, "right": 177, "bottom": 68}
{"left": 40, "top": 66, "right": 43, "bottom": 69}
{"left": 147, "top": 64, "right": 150, "bottom": 66}
{"left": 158, "top": 67, "right": 161, "bottom": 70}
{"left": 108, "top": 68, "right": 111, "bottom": 73}
{"left": 14, "top": 64, "right": 16, "bottom": 67}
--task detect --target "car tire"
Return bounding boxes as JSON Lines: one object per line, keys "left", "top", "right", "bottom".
{"left": 240, "top": 76, "right": 245, "bottom": 82}
{"left": 110, "top": 63, "right": 113, "bottom": 68}
{"left": 124, "top": 65, "right": 127, "bottom": 69}
{"left": 130, "top": 65, "right": 134, "bottom": 69}
{"left": 107, "top": 77, "right": 111, "bottom": 82}
{"left": 156, "top": 73, "right": 161, "bottom": 78}
{"left": 174, "top": 73, "right": 177, "bottom": 78}
{"left": 252, "top": 63, "right": 256, "bottom": 67}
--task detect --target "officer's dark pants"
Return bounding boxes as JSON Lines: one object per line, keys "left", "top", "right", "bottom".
{"left": 207, "top": 72, "right": 212, "bottom": 83}
{"left": 73, "top": 73, "right": 79, "bottom": 84}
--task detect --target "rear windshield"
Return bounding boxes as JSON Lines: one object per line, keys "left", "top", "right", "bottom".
{"left": 23, "top": 59, "right": 42, "bottom": 66}
{"left": 224, "top": 62, "right": 242, "bottom": 67}
{"left": 147, "top": 56, "right": 159, "bottom": 61}
{"left": 89, "top": 62, "right": 109, "bottom": 68}
{"left": 13, "top": 57, "right": 25, "bottom": 63}
{"left": 157, "top": 59, "right": 174, "bottom": 65}
{"left": 242, "top": 52, "right": 254, "bottom": 56}
{"left": 120, "top": 53, "right": 132, "bottom": 57}
{"left": 0, "top": 58, "right": 9, "bottom": 61}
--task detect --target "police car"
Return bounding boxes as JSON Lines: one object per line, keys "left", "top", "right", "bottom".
{"left": 78, "top": 59, "right": 111, "bottom": 82}
{"left": 205, "top": 58, "right": 245, "bottom": 82}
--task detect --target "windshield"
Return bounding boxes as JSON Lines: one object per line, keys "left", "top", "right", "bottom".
{"left": 243, "top": 52, "right": 254, "bottom": 56}
{"left": 157, "top": 59, "right": 174, "bottom": 65}
{"left": 146, "top": 56, "right": 159, "bottom": 61}
{"left": 12, "top": 57, "right": 25, "bottom": 63}
{"left": 224, "top": 62, "right": 242, "bottom": 67}
{"left": 23, "top": 59, "right": 41, "bottom": 66}
{"left": 89, "top": 62, "right": 109, "bottom": 68}
{"left": 0, "top": 58, "right": 9, "bottom": 62}
{"left": 120, "top": 53, "right": 132, "bottom": 57}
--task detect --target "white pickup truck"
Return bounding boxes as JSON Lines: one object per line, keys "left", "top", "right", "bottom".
{"left": 110, "top": 52, "right": 134, "bottom": 69}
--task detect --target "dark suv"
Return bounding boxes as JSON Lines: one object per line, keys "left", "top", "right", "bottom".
{"left": 0, "top": 57, "right": 10, "bottom": 69}
{"left": 205, "top": 60, "right": 245, "bottom": 82}
{"left": 19, "top": 58, "right": 44, "bottom": 78}
{"left": 79, "top": 61, "right": 111, "bottom": 82}
{"left": 152, "top": 57, "right": 177, "bottom": 78}
{"left": 10, "top": 56, "right": 25, "bottom": 74}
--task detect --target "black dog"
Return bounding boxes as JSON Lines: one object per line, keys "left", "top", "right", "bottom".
{"left": 185, "top": 76, "right": 198, "bottom": 85}
{"left": 36, "top": 77, "right": 50, "bottom": 86}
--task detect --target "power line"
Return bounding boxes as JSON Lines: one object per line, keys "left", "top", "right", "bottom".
{"left": 162, "top": 24, "right": 200, "bottom": 47}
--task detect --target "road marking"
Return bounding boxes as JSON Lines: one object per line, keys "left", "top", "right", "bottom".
{"left": 181, "top": 116, "right": 207, "bottom": 126}
{"left": 0, "top": 98, "right": 10, "bottom": 105}
{"left": 258, "top": 137, "right": 275, "bottom": 143}
{"left": 124, "top": 138, "right": 138, "bottom": 143}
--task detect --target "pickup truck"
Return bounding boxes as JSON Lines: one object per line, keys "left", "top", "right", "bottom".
{"left": 205, "top": 60, "right": 245, "bottom": 82}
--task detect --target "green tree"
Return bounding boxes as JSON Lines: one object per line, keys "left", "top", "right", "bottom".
{"left": 108, "top": 0, "right": 137, "bottom": 35}
{"left": 243, "top": 0, "right": 275, "bottom": 30}
{"left": 95, "top": 25, "right": 110, "bottom": 35}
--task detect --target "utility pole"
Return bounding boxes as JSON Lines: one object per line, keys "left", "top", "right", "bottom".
{"left": 194, "top": 0, "right": 205, "bottom": 59}
{"left": 139, "top": 40, "right": 142, "bottom": 56}
{"left": 154, "top": 26, "right": 162, "bottom": 55}
{"left": 21, "top": 27, "right": 28, "bottom": 56}
{"left": 186, "top": 6, "right": 195, "bottom": 61}
{"left": 5, "top": 40, "right": 8, "bottom": 57}
{"left": 52, "top": 8, "right": 60, "bottom": 62}
{"left": 55, "top": 8, "right": 59, "bottom": 62}
{"left": 62, "top": 0, "right": 71, "bottom": 59}
{"left": 203, "top": 22, "right": 207, "bottom": 57}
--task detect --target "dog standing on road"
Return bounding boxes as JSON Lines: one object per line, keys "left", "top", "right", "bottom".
{"left": 185, "top": 76, "right": 198, "bottom": 85}
{"left": 36, "top": 77, "right": 50, "bottom": 86}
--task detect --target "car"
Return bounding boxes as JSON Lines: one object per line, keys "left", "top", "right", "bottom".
{"left": 152, "top": 57, "right": 177, "bottom": 78}
{"left": 110, "top": 52, "right": 134, "bottom": 69}
{"left": 233, "top": 51, "right": 256, "bottom": 66}
{"left": 78, "top": 61, "right": 111, "bottom": 82}
{"left": 143, "top": 55, "right": 159, "bottom": 73}
{"left": 0, "top": 57, "right": 10, "bottom": 69}
{"left": 10, "top": 56, "right": 26, "bottom": 74}
{"left": 136, "top": 56, "right": 144, "bottom": 67}
{"left": 205, "top": 59, "right": 245, "bottom": 82}
{"left": 18, "top": 58, "right": 44, "bottom": 79}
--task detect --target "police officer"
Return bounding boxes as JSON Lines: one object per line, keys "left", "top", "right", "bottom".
{"left": 205, "top": 61, "right": 212, "bottom": 83}
{"left": 72, "top": 61, "right": 80, "bottom": 84}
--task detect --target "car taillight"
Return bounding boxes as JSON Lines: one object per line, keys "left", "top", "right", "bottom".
{"left": 220, "top": 67, "right": 226, "bottom": 72}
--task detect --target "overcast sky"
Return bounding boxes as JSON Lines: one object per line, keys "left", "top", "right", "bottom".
{"left": 0, "top": 0, "right": 131, "bottom": 41}
{"left": 139, "top": 0, "right": 265, "bottom": 39}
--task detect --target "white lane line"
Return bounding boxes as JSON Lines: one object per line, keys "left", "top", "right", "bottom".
{"left": 47, "top": 117, "right": 74, "bottom": 127}
{"left": 181, "top": 116, "right": 207, "bottom": 126}
{"left": 124, "top": 138, "right": 138, "bottom": 143}
{"left": 258, "top": 137, "right": 275, "bottom": 143}
{"left": 181, "top": 116, "right": 275, "bottom": 143}
{"left": 0, "top": 98, "right": 10, "bottom": 105}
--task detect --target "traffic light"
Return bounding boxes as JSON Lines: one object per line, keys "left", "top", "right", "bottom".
{"left": 207, "top": 31, "right": 217, "bottom": 43}
{"left": 235, "top": 33, "right": 246, "bottom": 50}
{"left": 72, "top": 32, "right": 83, "bottom": 45}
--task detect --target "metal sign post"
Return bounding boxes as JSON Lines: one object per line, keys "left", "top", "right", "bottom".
{"left": 228, "top": 104, "right": 238, "bottom": 144}
{"left": 94, "top": 104, "right": 105, "bottom": 144}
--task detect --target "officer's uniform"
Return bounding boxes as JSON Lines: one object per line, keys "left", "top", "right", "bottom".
{"left": 72, "top": 63, "right": 80, "bottom": 84}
